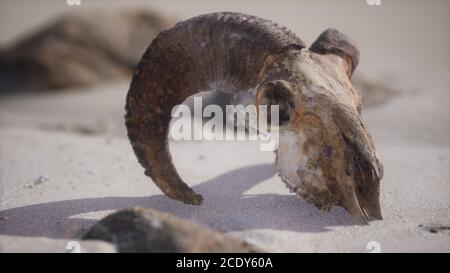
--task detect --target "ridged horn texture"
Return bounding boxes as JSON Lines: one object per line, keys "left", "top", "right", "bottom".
{"left": 310, "top": 28, "right": 360, "bottom": 77}
{"left": 125, "top": 12, "right": 306, "bottom": 205}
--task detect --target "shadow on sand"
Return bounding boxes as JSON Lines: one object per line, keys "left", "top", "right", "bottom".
{"left": 0, "top": 163, "right": 354, "bottom": 239}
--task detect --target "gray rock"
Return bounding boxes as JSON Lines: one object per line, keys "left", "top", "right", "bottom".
{"left": 83, "top": 207, "right": 264, "bottom": 253}
{"left": 0, "top": 9, "right": 174, "bottom": 91}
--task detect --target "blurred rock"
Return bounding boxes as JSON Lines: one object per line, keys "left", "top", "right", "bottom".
{"left": 83, "top": 207, "right": 264, "bottom": 253}
{"left": 0, "top": 9, "right": 174, "bottom": 92}
{"left": 352, "top": 75, "right": 398, "bottom": 107}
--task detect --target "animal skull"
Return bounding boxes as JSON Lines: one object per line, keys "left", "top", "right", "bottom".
{"left": 125, "top": 12, "right": 383, "bottom": 224}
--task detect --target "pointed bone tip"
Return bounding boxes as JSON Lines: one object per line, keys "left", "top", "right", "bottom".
{"left": 177, "top": 192, "right": 204, "bottom": 206}
{"left": 162, "top": 185, "right": 204, "bottom": 206}
{"left": 371, "top": 209, "right": 383, "bottom": 221}
{"left": 189, "top": 193, "right": 204, "bottom": 206}
{"left": 354, "top": 206, "right": 383, "bottom": 224}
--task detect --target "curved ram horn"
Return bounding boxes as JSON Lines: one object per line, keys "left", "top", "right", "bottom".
{"left": 125, "top": 12, "right": 306, "bottom": 205}
{"left": 310, "top": 28, "right": 360, "bottom": 77}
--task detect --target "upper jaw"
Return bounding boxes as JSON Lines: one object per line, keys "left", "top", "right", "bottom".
{"left": 276, "top": 104, "right": 383, "bottom": 224}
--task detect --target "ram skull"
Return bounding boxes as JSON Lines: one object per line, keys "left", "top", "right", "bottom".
{"left": 125, "top": 12, "right": 383, "bottom": 224}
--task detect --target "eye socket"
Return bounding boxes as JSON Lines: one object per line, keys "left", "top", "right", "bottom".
{"left": 256, "top": 80, "right": 295, "bottom": 125}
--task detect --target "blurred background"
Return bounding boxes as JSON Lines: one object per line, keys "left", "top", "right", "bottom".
{"left": 0, "top": 0, "right": 449, "bottom": 252}
{"left": 1, "top": 0, "right": 449, "bottom": 73}
{"left": 0, "top": 0, "right": 448, "bottom": 140}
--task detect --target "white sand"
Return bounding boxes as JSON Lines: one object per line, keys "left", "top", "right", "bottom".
{"left": 0, "top": 1, "right": 449, "bottom": 252}
{"left": 0, "top": 70, "right": 449, "bottom": 252}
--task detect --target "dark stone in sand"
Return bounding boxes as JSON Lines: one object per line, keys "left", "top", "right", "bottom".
{"left": 82, "top": 207, "right": 264, "bottom": 253}
{"left": 0, "top": 10, "right": 174, "bottom": 92}
{"left": 419, "top": 224, "right": 450, "bottom": 235}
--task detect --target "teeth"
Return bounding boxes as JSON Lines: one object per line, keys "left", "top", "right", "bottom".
{"left": 370, "top": 168, "right": 375, "bottom": 181}
{"left": 358, "top": 161, "right": 380, "bottom": 182}
{"left": 361, "top": 207, "right": 372, "bottom": 222}
{"left": 370, "top": 162, "right": 380, "bottom": 180}
{"left": 358, "top": 164, "right": 366, "bottom": 180}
